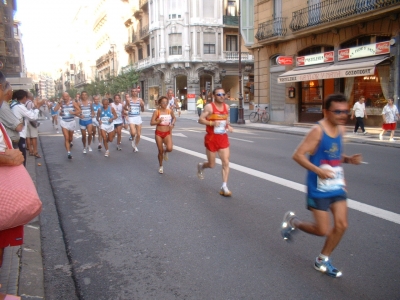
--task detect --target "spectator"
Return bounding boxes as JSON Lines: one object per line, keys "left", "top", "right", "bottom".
{"left": 25, "top": 93, "right": 43, "bottom": 158}
{"left": 0, "top": 81, "right": 23, "bottom": 149}
{"left": 379, "top": 97, "right": 399, "bottom": 142}
{"left": 350, "top": 96, "right": 368, "bottom": 135}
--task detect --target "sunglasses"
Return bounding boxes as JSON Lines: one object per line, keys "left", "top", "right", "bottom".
{"left": 215, "top": 93, "right": 225, "bottom": 97}
{"left": 329, "top": 109, "right": 349, "bottom": 115}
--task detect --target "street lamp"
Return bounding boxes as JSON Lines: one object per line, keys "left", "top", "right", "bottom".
{"left": 237, "top": 1, "right": 245, "bottom": 124}
{"left": 110, "top": 44, "right": 116, "bottom": 77}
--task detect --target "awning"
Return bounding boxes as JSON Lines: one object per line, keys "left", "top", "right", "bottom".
{"left": 277, "top": 56, "right": 389, "bottom": 83}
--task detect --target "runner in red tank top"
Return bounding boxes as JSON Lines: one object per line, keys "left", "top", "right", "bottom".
{"left": 197, "top": 87, "right": 233, "bottom": 196}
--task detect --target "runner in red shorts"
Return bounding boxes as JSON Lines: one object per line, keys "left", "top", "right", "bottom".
{"left": 197, "top": 87, "right": 233, "bottom": 196}
{"left": 150, "top": 96, "right": 176, "bottom": 174}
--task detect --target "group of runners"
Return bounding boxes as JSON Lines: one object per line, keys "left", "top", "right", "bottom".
{"left": 49, "top": 85, "right": 362, "bottom": 279}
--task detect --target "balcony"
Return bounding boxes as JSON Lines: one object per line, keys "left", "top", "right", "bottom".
{"left": 255, "top": 17, "right": 287, "bottom": 41}
{"left": 139, "top": 0, "right": 148, "bottom": 9}
{"left": 290, "top": 0, "right": 400, "bottom": 32}
{"left": 140, "top": 25, "right": 149, "bottom": 39}
{"left": 223, "top": 15, "right": 239, "bottom": 26}
{"left": 223, "top": 51, "right": 254, "bottom": 61}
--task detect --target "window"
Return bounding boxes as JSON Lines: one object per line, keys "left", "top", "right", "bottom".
{"left": 169, "top": 33, "right": 182, "bottom": 55}
{"left": 152, "top": 48, "right": 155, "bottom": 58}
{"left": 298, "top": 46, "right": 333, "bottom": 56}
{"left": 226, "top": 35, "right": 238, "bottom": 51}
{"left": 13, "top": 24, "right": 18, "bottom": 37}
{"left": 203, "top": 33, "right": 215, "bottom": 54}
{"left": 227, "top": 1, "right": 236, "bottom": 16}
{"left": 169, "top": 0, "right": 182, "bottom": 19}
{"left": 147, "top": 44, "right": 150, "bottom": 58}
{"left": 138, "top": 48, "right": 143, "bottom": 60}
{"left": 169, "top": 14, "right": 182, "bottom": 19}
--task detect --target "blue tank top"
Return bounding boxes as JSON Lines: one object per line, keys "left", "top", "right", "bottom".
{"left": 80, "top": 102, "right": 92, "bottom": 121}
{"left": 128, "top": 100, "right": 141, "bottom": 117}
{"left": 100, "top": 106, "right": 113, "bottom": 124}
{"left": 307, "top": 124, "right": 346, "bottom": 199}
{"left": 61, "top": 102, "right": 75, "bottom": 121}
{"left": 93, "top": 103, "right": 102, "bottom": 117}
{"left": 50, "top": 103, "right": 58, "bottom": 115}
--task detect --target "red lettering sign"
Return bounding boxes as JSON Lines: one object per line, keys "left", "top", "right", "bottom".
{"left": 324, "top": 51, "right": 334, "bottom": 63}
{"left": 296, "top": 56, "right": 305, "bottom": 66}
{"left": 187, "top": 94, "right": 196, "bottom": 98}
{"left": 338, "top": 49, "right": 350, "bottom": 61}
{"left": 276, "top": 56, "right": 293, "bottom": 65}
{"left": 376, "top": 41, "right": 390, "bottom": 55}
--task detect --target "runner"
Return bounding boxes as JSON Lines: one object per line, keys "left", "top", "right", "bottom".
{"left": 281, "top": 93, "right": 362, "bottom": 278}
{"left": 91, "top": 95, "right": 103, "bottom": 150}
{"left": 167, "top": 89, "right": 176, "bottom": 111}
{"left": 111, "top": 94, "right": 124, "bottom": 150}
{"left": 48, "top": 99, "right": 59, "bottom": 133}
{"left": 78, "top": 91, "right": 93, "bottom": 153}
{"left": 150, "top": 96, "right": 176, "bottom": 174}
{"left": 54, "top": 92, "right": 81, "bottom": 159}
{"left": 123, "top": 93, "right": 131, "bottom": 131}
{"left": 125, "top": 88, "right": 144, "bottom": 152}
{"left": 97, "top": 98, "right": 117, "bottom": 157}
{"left": 197, "top": 87, "right": 233, "bottom": 196}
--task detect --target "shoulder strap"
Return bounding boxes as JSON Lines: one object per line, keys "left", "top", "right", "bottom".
{"left": 0, "top": 123, "right": 13, "bottom": 150}
{"left": 10, "top": 100, "right": 19, "bottom": 109}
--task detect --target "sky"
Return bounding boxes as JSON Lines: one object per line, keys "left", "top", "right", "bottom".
{"left": 15, "top": 0, "right": 81, "bottom": 76}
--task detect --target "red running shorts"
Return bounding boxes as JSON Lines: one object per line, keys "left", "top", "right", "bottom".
{"left": 204, "top": 133, "right": 229, "bottom": 152}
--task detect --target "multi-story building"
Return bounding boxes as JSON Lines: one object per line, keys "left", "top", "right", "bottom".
{"left": 123, "top": 0, "right": 254, "bottom": 109}
{"left": 38, "top": 75, "right": 55, "bottom": 99}
{"left": 251, "top": 0, "right": 400, "bottom": 125}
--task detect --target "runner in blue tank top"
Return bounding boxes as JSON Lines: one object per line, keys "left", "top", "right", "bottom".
{"left": 281, "top": 94, "right": 362, "bottom": 278}
{"left": 78, "top": 91, "right": 94, "bottom": 154}
{"left": 53, "top": 92, "right": 81, "bottom": 159}
{"left": 97, "top": 98, "right": 117, "bottom": 157}
{"left": 125, "top": 88, "right": 144, "bottom": 152}
{"left": 91, "top": 95, "right": 103, "bottom": 150}
{"left": 48, "top": 99, "right": 59, "bottom": 133}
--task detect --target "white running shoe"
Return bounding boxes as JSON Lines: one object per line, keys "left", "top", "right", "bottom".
{"left": 131, "top": 141, "right": 135, "bottom": 149}
{"left": 379, "top": 133, "right": 383, "bottom": 140}
{"left": 117, "top": 145, "right": 122, "bottom": 151}
{"left": 197, "top": 163, "right": 204, "bottom": 179}
{"left": 389, "top": 138, "right": 395, "bottom": 142}
{"left": 88, "top": 146, "right": 93, "bottom": 152}
{"left": 133, "top": 146, "right": 138, "bottom": 152}
{"left": 219, "top": 186, "right": 232, "bottom": 197}
{"left": 83, "top": 148, "right": 87, "bottom": 154}
{"left": 159, "top": 166, "right": 163, "bottom": 174}
{"left": 105, "top": 150, "right": 109, "bottom": 157}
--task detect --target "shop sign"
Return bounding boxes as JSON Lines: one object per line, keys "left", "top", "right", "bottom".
{"left": 278, "top": 67, "right": 375, "bottom": 83}
{"left": 296, "top": 51, "right": 334, "bottom": 66}
{"left": 338, "top": 41, "right": 390, "bottom": 61}
{"left": 187, "top": 94, "right": 196, "bottom": 98}
{"left": 276, "top": 56, "right": 293, "bottom": 65}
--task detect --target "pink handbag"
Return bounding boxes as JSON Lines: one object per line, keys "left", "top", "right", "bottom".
{"left": 0, "top": 123, "right": 42, "bottom": 231}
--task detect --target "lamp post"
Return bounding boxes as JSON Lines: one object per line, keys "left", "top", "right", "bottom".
{"left": 110, "top": 44, "right": 116, "bottom": 77}
{"left": 237, "top": 1, "right": 245, "bottom": 124}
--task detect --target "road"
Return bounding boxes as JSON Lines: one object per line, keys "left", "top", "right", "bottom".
{"left": 36, "top": 114, "right": 400, "bottom": 300}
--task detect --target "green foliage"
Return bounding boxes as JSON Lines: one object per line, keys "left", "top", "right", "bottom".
{"left": 66, "top": 88, "right": 78, "bottom": 98}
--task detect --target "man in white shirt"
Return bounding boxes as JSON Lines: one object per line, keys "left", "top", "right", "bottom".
{"left": 10, "top": 90, "right": 40, "bottom": 166}
{"left": 350, "top": 96, "right": 367, "bottom": 135}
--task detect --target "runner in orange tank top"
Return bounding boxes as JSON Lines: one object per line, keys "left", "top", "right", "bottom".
{"left": 197, "top": 87, "right": 233, "bottom": 196}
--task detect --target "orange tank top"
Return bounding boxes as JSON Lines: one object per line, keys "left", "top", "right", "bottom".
{"left": 206, "top": 103, "right": 228, "bottom": 135}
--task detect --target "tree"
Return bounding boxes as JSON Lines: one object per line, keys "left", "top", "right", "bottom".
{"left": 66, "top": 88, "right": 78, "bottom": 98}
{"left": 111, "top": 64, "right": 140, "bottom": 93}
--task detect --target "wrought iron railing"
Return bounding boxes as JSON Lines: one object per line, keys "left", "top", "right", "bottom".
{"left": 255, "top": 17, "right": 287, "bottom": 41}
{"left": 290, "top": 0, "right": 400, "bottom": 32}
{"left": 223, "top": 15, "right": 239, "bottom": 26}
{"left": 224, "top": 51, "right": 253, "bottom": 61}
{"left": 140, "top": 25, "right": 149, "bottom": 39}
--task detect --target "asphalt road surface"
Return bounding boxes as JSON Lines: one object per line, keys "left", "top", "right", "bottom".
{"left": 37, "top": 115, "right": 400, "bottom": 300}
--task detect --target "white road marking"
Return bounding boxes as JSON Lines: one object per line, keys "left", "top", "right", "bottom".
{"left": 229, "top": 137, "right": 254, "bottom": 143}
{"left": 361, "top": 161, "right": 369, "bottom": 164}
{"left": 173, "top": 133, "right": 187, "bottom": 137}
{"left": 140, "top": 135, "right": 400, "bottom": 225}
{"left": 187, "top": 130, "right": 202, "bottom": 133}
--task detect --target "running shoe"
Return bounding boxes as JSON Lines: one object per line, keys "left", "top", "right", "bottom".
{"left": 88, "top": 146, "right": 93, "bottom": 152}
{"left": 389, "top": 138, "right": 395, "bottom": 142}
{"left": 363, "top": 131, "right": 367, "bottom": 135}
{"left": 83, "top": 148, "right": 87, "bottom": 154}
{"left": 159, "top": 166, "right": 163, "bottom": 174}
{"left": 56, "top": 128, "right": 59, "bottom": 133}
{"left": 163, "top": 148, "right": 168, "bottom": 161}
{"left": 129, "top": 136, "right": 133, "bottom": 141}
{"left": 133, "top": 146, "right": 138, "bottom": 152}
{"left": 105, "top": 150, "right": 109, "bottom": 157}
{"left": 98, "top": 144, "right": 102, "bottom": 150}
{"left": 379, "top": 133, "right": 383, "bottom": 141}
{"left": 131, "top": 140, "right": 135, "bottom": 148}
{"left": 117, "top": 145, "right": 122, "bottom": 151}
{"left": 314, "top": 257, "right": 343, "bottom": 278}
{"left": 219, "top": 186, "right": 232, "bottom": 197}
{"left": 197, "top": 163, "right": 204, "bottom": 179}
{"left": 70, "top": 142, "right": 73, "bottom": 147}
{"left": 67, "top": 153, "right": 72, "bottom": 159}
{"left": 281, "top": 211, "right": 296, "bottom": 241}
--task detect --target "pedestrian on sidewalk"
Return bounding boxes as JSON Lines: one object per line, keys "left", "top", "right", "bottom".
{"left": 25, "top": 93, "right": 45, "bottom": 158}
{"left": 350, "top": 96, "right": 367, "bottom": 135}
{"left": 281, "top": 93, "right": 362, "bottom": 278}
{"left": 379, "top": 98, "right": 399, "bottom": 142}
{"left": 196, "top": 95, "right": 203, "bottom": 117}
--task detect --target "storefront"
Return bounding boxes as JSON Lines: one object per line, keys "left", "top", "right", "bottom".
{"left": 277, "top": 41, "right": 392, "bottom": 125}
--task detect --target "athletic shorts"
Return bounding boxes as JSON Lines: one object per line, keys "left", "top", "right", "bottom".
{"left": 128, "top": 116, "right": 142, "bottom": 125}
{"left": 155, "top": 130, "right": 171, "bottom": 139}
{"left": 114, "top": 122, "right": 123, "bottom": 129}
{"left": 307, "top": 194, "right": 347, "bottom": 211}
{"left": 26, "top": 122, "right": 39, "bottom": 138}
{"left": 51, "top": 112, "right": 58, "bottom": 116}
{"left": 204, "top": 133, "right": 230, "bottom": 152}
{"left": 60, "top": 119, "right": 76, "bottom": 131}
{"left": 79, "top": 119, "right": 93, "bottom": 130}
{"left": 92, "top": 118, "right": 99, "bottom": 127}
{"left": 0, "top": 225, "right": 24, "bottom": 248}
{"left": 100, "top": 123, "right": 115, "bottom": 133}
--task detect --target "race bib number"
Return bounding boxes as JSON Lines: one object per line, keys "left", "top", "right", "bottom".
{"left": 159, "top": 114, "right": 171, "bottom": 126}
{"left": 101, "top": 116, "right": 110, "bottom": 123}
{"left": 317, "top": 165, "right": 345, "bottom": 192}
{"left": 131, "top": 106, "right": 140, "bottom": 115}
{"left": 63, "top": 108, "right": 74, "bottom": 117}
{"left": 214, "top": 120, "right": 227, "bottom": 134}
{"left": 116, "top": 111, "right": 121, "bottom": 118}
{"left": 82, "top": 109, "right": 91, "bottom": 117}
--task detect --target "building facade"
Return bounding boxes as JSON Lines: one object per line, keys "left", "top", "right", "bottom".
{"left": 123, "top": 0, "right": 254, "bottom": 109}
{"left": 251, "top": 0, "right": 400, "bottom": 125}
